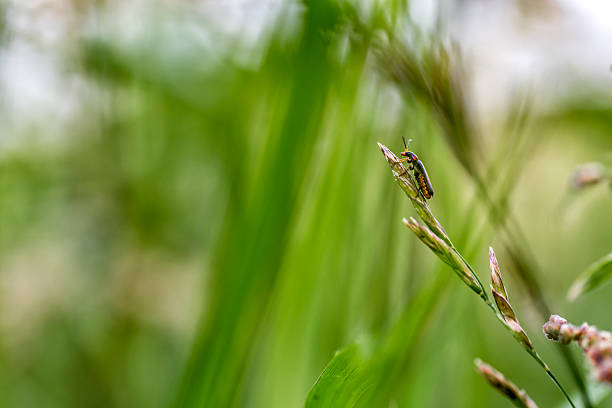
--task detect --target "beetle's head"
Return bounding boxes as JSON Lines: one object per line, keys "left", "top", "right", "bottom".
{"left": 400, "top": 137, "right": 417, "bottom": 161}
{"left": 401, "top": 151, "right": 418, "bottom": 162}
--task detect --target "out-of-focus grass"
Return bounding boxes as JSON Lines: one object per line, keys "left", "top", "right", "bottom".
{"left": 0, "top": 1, "right": 611, "bottom": 408}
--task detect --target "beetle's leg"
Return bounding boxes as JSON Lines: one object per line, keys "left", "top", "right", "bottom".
{"left": 413, "top": 180, "right": 427, "bottom": 201}
{"left": 397, "top": 157, "right": 411, "bottom": 176}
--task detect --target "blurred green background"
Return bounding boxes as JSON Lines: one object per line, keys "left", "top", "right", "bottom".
{"left": 0, "top": 1, "right": 611, "bottom": 407}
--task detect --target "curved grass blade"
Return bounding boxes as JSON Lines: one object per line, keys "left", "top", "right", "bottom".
{"left": 305, "top": 345, "right": 374, "bottom": 408}
{"left": 568, "top": 253, "right": 612, "bottom": 301}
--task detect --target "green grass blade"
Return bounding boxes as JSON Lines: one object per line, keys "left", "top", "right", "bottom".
{"left": 305, "top": 345, "right": 374, "bottom": 408}
{"left": 568, "top": 253, "right": 612, "bottom": 301}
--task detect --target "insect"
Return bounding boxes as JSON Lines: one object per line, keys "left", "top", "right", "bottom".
{"left": 398, "top": 137, "right": 435, "bottom": 200}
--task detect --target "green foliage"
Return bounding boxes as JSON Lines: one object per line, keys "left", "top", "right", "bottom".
{"left": 305, "top": 344, "right": 373, "bottom": 407}
{"left": 0, "top": 2, "right": 612, "bottom": 408}
{"left": 568, "top": 253, "right": 612, "bottom": 302}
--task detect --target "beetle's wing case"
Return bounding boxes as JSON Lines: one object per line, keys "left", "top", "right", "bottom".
{"left": 413, "top": 160, "right": 434, "bottom": 197}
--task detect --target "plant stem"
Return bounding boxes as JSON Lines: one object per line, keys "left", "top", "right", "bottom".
{"left": 380, "top": 143, "right": 577, "bottom": 408}
{"left": 492, "top": 306, "right": 576, "bottom": 408}
{"left": 472, "top": 175, "right": 592, "bottom": 408}
{"left": 530, "top": 350, "right": 576, "bottom": 408}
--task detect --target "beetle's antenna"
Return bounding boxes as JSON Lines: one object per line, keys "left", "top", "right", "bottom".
{"left": 402, "top": 136, "right": 407, "bottom": 150}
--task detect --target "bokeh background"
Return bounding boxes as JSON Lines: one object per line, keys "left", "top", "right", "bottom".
{"left": 0, "top": 1, "right": 611, "bottom": 407}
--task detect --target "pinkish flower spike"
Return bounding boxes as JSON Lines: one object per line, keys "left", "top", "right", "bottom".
{"left": 543, "top": 315, "right": 612, "bottom": 385}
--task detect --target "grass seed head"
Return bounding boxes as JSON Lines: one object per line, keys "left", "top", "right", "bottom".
{"left": 474, "top": 359, "right": 538, "bottom": 408}
{"left": 492, "top": 287, "right": 534, "bottom": 351}
{"left": 380, "top": 143, "right": 575, "bottom": 408}
{"left": 379, "top": 143, "right": 451, "bottom": 245}
{"left": 488, "top": 247, "right": 534, "bottom": 351}
{"left": 403, "top": 217, "right": 482, "bottom": 295}
{"left": 489, "top": 247, "right": 508, "bottom": 299}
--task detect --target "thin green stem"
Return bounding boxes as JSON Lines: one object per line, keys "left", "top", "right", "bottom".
{"left": 486, "top": 296, "right": 576, "bottom": 407}
{"left": 471, "top": 174, "right": 591, "bottom": 408}
{"left": 530, "top": 350, "right": 577, "bottom": 408}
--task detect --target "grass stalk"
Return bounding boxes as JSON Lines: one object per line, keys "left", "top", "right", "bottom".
{"left": 379, "top": 143, "right": 576, "bottom": 408}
